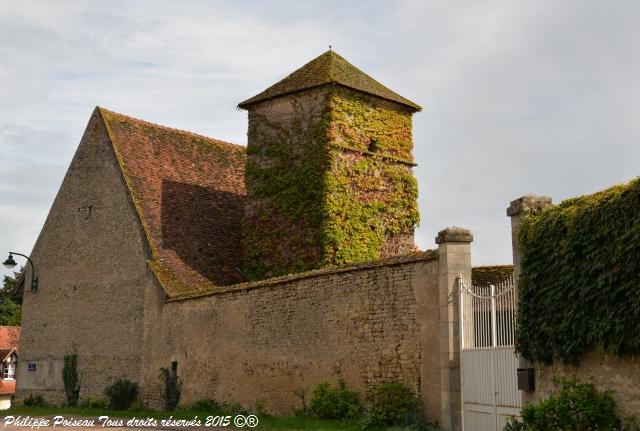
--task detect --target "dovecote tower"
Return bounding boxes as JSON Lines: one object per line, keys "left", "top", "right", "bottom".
{"left": 238, "top": 50, "right": 421, "bottom": 279}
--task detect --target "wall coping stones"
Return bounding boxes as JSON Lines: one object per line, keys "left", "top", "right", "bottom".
{"left": 435, "top": 227, "right": 473, "bottom": 244}
{"left": 166, "top": 250, "right": 438, "bottom": 302}
{"left": 506, "top": 195, "right": 553, "bottom": 217}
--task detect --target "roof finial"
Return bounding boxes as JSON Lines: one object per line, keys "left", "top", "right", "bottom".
{"left": 329, "top": 45, "right": 332, "bottom": 51}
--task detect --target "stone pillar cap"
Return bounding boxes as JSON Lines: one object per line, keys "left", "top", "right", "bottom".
{"left": 507, "top": 195, "right": 552, "bottom": 217}
{"left": 435, "top": 226, "right": 473, "bottom": 244}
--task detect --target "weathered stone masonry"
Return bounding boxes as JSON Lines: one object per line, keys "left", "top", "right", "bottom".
{"left": 16, "top": 111, "right": 153, "bottom": 405}
{"left": 137, "top": 227, "right": 472, "bottom": 427}
{"left": 140, "top": 252, "right": 441, "bottom": 418}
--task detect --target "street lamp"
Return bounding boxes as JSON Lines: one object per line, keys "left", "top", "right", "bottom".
{"left": 3, "top": 252, "right": 38, "bottom": 293}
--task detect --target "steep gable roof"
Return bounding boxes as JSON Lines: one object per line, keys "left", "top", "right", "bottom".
{"left": 238, "top": 50, "right": 421, "bottom": 111}
{"left": 0, "top": 327, "right": 19, "bottom": 351}
{"left": 98, "top": 108, "right": 247, "bottom": 297}
{"left": 0, "top": 348, "right": 16, "bottom": 362}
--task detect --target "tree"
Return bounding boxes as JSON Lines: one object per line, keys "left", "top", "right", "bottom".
{"left": 1, "top": 272, "right": 22, "bottom": 326}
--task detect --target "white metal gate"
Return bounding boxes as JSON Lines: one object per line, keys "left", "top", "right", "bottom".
{"left": 459, "top": 275, "right": 521, "bottom": 431}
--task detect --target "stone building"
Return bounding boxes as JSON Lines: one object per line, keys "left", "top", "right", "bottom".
{"left": 0, "top": 326, "right": 19, "bottom": 409}
{"left": 15, "top": 51, "right": 480, "bottom": 429}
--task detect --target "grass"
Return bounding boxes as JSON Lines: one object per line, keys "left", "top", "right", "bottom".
{"left": 3, "top": 406, "right": 363, "bottom": 430}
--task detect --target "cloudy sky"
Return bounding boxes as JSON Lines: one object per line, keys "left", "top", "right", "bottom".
{"left": 1, "top": 0, "right": 639, "bottom": 279}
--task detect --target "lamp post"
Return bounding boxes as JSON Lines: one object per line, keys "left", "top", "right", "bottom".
{"left": 3, "top": 252, "right": 38, "bottom": 293}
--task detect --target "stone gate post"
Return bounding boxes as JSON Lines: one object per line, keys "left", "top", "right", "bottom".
{"left": 507, "top": 195, "right": 552, "bottom": 404}
{"left": 436, "top": 227, "right": 473, "bottom": 431}
{"left": 507, "top": 195, "right": 552, "bottom": 290}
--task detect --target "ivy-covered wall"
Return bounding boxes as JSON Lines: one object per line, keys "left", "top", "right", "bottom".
{"left": 322, "top": 87, "right": 418, "bottom": 264}
{"left": 516, "top": 177, "right": 640, "bottom": 364}
{"left": 243, "top": 86, "right": 419, "bottom": 280}
{"left": 243, "top": 89, "right": 331, "bottom": 280}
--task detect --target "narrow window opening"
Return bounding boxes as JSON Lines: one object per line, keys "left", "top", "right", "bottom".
{"left": 78, "top": 205, "right": 94, "bottom": 219}
{"left": 367, "top": 139, "right": 379, "bottom": 153}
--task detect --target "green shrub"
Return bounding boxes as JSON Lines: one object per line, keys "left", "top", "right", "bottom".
{"left": 363, "top": 383, "right": 419, "bottom": 429}
{"left": 253, "top": 399, "right": 268, "bottom": 417}
{"left": 309, "top": 379, "right": 362, "bottom": 420}
{"left": 504, "top": 377, "right": 621, "bottom": 430}
{"left": 220, "top": 401, "right": 248, "bottom": 416}
{"left": 187, "top": 399, "right": 246, "bottom": 415}
{"left": 188, "top": 399, "right": 220, "bottom": 412}
{"left": 79, "top": 397, "right": 108, "bottom": 409}
{"left": 23, "top": 394, "right": 48, "bottom": 407}
{"left": 62, "top": 352, "right": 80, "bottom": 407}
{"left": 160, "top": 361, "right": 182, "bottom": 411}
{"left": 104, "top": 378, "right": 139, "bottom": 410}
{"left": 127, "top": 399, "right": 147, "bottom": 412}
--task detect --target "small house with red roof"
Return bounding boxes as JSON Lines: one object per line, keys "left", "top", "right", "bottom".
{"left": 0, "top": 326, "right": 19, "bottom": 409}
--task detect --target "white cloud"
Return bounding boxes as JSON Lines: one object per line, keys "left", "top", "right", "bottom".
{"left": 2, "top": 0, "right": 639, "bottom": 278}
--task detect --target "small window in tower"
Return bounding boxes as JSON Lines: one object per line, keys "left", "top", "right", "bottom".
{"left": 367, "top": 139, "right": 379, "bottom": 153}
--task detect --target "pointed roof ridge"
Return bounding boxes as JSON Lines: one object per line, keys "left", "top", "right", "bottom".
{"left": 96, "top": 107, "right": 245, "bottom": 151}
{"left": 327, "top": 49, "right": 338, "bottom": 81}
{"left": 238, "top": 50, "right": 421, "bottom": 111}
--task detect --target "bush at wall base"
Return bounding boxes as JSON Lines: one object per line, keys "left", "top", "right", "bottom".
{"left": 504, "top": 376, "right": 638, "bottom": 431}
{"left": 186, "top": 399, "right": 247, "bottom": 416}
{"left": 362, "top": 383, "right": 419, "bottom": 430}
{"left": 103, "top": 378, "right": 139, "bottom": 410}
{"left": 78, "top": 397, "right": 109, "bottom": 409}
{"left": 309, "top": 379, "right": 363, "bottom": 420}
{"left": 23, "top": 394, "right": 48, "bottom": 408}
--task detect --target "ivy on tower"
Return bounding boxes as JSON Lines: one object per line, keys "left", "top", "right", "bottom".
{"left": 238, "top": 50, "right": 421, "bottom": 280}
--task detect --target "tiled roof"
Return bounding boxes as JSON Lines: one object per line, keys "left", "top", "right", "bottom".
{"left": 472, "top": 265, "right": 514, "bottom": 286}
{"left": 98, "top": 108, "right": 247, "bottom": 296}
{"left": 238, "top": 50, "right": 421, "bottom": 111}
{"left": 0, "top": 349, "right": 14, "bottom": 362}
{"left": 0, "top": 380, "right": 15, "bottom": 395}
{"left": 0, "top": 327, "right": 19, "bottom": 351}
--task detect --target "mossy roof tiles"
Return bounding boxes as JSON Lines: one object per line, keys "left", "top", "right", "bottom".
{"left": 98, "top": 108, "right": 247, "bottom": 297}
{"left": 471, "top": 265, "right": 514, "bottom": 286}
{"left": 238, "top": 50, "right": 421, "bottom": 111}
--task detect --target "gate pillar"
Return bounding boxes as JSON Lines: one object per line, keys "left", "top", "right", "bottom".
{"left": 436, "top": 227, "right": 473, "bottom": 431}
{"left": 507, "top": 195, "right": 552, "bottom": 289}
{"left": 507, "top": 195, "right": 552, "bottom": 406}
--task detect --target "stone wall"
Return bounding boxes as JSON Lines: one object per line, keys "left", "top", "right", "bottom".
{"left": 139, "top": 252, "right": 444, "bottom": 421}
{"left": 324, "top": 87, "right": 418, "bottom": 263}
{"left": 15, "top": 110, "right": 155, "bottom": 404}
{"left": 532, "top": 350, "right": 640, "bottom": 417}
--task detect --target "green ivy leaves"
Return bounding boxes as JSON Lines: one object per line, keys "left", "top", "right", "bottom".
{"left": 517, "top": 178, "right": 640, "bottom": 364}
{"left": 243, "top": 88, "right": 419, "bottom": 280}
